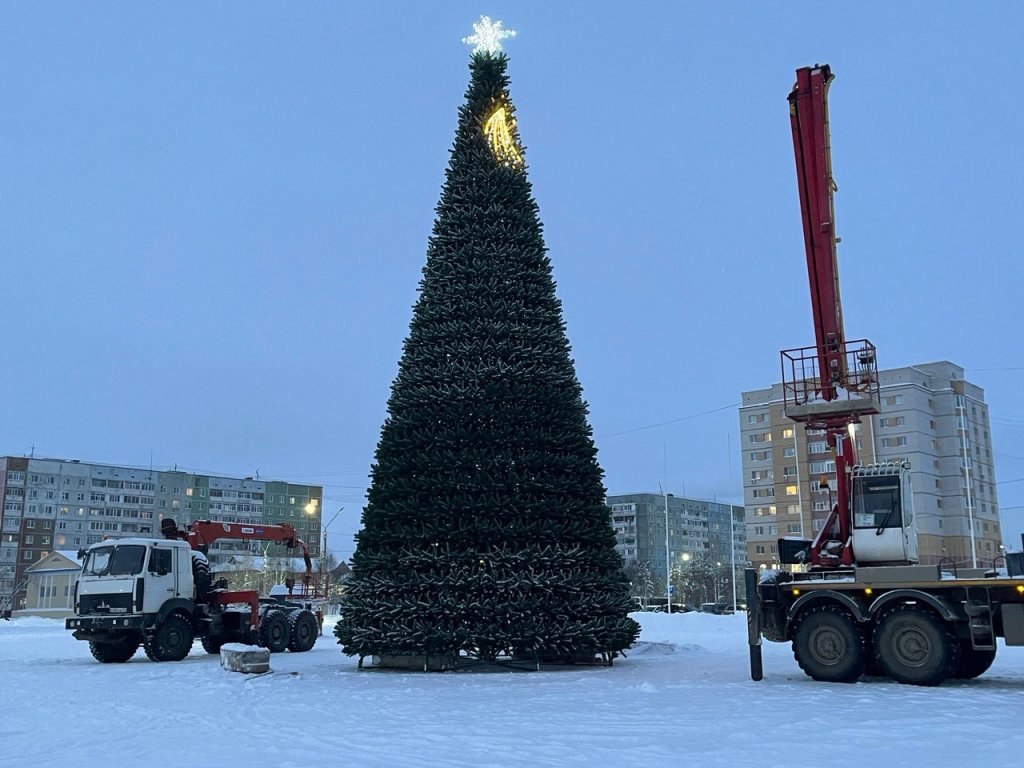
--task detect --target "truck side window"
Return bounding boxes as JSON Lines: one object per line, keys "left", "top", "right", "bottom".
{"left": 149, "top": 548, "right": 172, "bottom": 576}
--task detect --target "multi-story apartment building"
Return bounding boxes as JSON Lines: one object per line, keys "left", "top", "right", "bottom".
{"left": 739, "top": 361, "right": 1002, "bottom": 570}
{"left": 608, "top": 493, "right": 745, "bottom": 601}
{"left": 0, "top": 455, "right": 322, "bottom": 611}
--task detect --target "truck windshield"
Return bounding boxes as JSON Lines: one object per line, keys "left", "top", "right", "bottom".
{"left": 84, "top": 545, "right": 147, "bottom": 576}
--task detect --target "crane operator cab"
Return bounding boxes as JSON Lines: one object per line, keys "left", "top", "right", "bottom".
{"left": 849, "top": 462, "right": 918, "bottom": 565}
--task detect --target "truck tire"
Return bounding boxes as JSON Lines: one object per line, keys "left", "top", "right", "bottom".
{"left": 201, "top": 635, "right": 225, "bottom": 655}
{"left": 143, "top": 614, "right": 195, "bottom": 662}
{"left": 258, "top": 609, "right": 290, "bottom": 653}
{"left": 872, "top": 605, "right": 959, "bottom": 686}
{"left": 89, "top": 637, "right": 140, "bottom": 663}
{"left": 953, "top": 644, "right": 996, "bottom": 680}
{"left": 792, "top": 604, "right": 865, "bottom": 683}
{"left": 288, "top": 609, "right": 318, "bottom": 652}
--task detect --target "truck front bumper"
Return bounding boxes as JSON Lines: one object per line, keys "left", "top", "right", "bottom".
{"left": 66, "top": 615, "right": 148, "bottom": 639}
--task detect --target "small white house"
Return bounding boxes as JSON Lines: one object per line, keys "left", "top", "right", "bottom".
{"left": 16, "top": 550, "right": 82, "bottom": 619}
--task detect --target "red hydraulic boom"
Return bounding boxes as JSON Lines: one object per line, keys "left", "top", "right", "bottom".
{"left": 781, "top": 65, "right": 881, "bottom": 569}
{"left": 162, "top": 518, "right": 319, "bottom": 629}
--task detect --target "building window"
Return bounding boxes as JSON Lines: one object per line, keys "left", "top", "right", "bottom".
{"left": 884, "top": 395, "right": 903, "bottom": 406}
{"left": 880, "top": 416, "right": 906, "bottom": 428}
{"left": 808, "top": 442, "right": 828, "bottom": 454}
{"left": 787, "top": 523, "right": 802, "bottom": 533}
{"left": 782, "top": 428, "right": 794, "bottom": 439}
{"left": 755, "top": 545, "right": 765, "bottom": 554}
{"left": 785, "top": 485, "right": 798, "bottom": 496}
{"left": 881, "top": 437, "right": 908, "bottom": 448}
{"left": 754, "top": 506, "right": 776, "bottom": 516}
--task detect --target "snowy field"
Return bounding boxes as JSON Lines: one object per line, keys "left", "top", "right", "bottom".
{"left": 2, "top": 612, "right": 1022, "bottom": 768}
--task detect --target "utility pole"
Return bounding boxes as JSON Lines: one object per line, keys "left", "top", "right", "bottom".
{"left": 660, "top": 483, "right": 672, "bottom": 614}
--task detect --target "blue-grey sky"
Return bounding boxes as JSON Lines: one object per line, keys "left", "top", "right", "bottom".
{"left": 2, "top": 3, "right": 1022, "bottom": 557}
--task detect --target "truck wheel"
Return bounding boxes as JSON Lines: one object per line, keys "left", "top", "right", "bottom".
{"left": 288, "top": 610, "right": 318, "bottom": 652}
{"left": 258, "top": 609, "right": 290, "bottom": 653}
{"left": 792, "top": 604, "right": 865, "bottom": 683}
{"left": 89, "top": 637, "right": 140, "bottom": 663}
{"left": 201, "top": 635, "right": 225, "bottom": 655}
{"left": 873, "top": 605, "right": 959, "bottom": 686}
{"left": 143, "top": 615, "right": 195, "bottom": 662}
{"left": 954, "top": 644, "right": 996, "bottom": 680}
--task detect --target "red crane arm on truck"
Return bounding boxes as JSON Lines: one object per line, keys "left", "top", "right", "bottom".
{"left": 161, "top": 518, "right": 318, "bottom": 631}
{"left": 784, "top": 65, "right": 881, "bottom": 569}
{"left": 185, "top": 520, "right": 314, "bottom": 586}
{"left": 789, "top": 64, "right": 844, "bottom": 400}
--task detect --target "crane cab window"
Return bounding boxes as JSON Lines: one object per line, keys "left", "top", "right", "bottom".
{"left": 852, "top": 477, "right": 902, "bottom": 530}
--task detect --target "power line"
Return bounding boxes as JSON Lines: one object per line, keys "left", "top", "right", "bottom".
{"left": 598, "top": 402, "right": 740, "bottom": 439}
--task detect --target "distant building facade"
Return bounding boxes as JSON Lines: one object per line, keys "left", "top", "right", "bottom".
{"left": 608, "top": 492, "right": 745, "bottom": 600}
{"left": 0, "top": 455, "right": 322, "bottom": 612}
{"left": 739, "top": 361, "right": 1002, "bottom": 569}
{"left": 19, "top": 550, "right": 81, "bottom": 618}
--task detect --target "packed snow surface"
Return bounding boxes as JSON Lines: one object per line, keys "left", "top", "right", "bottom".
{"left": 3, "top": 612, "right": 1022, "bottom": 767}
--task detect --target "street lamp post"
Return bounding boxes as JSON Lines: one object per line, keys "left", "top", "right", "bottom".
{"left": 321, "top": 507, "right": 344, "bottom": 607}
{"left": 730, "top": 508, "right": 738, "bottom": 610}
{"left": 660, "top": 484, "right": 672, "bottom": 614}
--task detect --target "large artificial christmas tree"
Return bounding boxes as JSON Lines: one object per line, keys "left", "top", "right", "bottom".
{"left": 336, "top": 18, "right": 640, "bottom": 668}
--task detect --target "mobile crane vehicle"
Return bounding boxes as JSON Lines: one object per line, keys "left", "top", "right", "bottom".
{"left": 66, "top": 519, "right": 322, "bottom": 663}
{"left": 746, "top": 65, "right": 1024, "bottom": 686}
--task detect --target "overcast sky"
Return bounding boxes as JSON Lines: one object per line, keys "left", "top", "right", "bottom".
{"left": 2, "top": 3, "right": 1022, "bottom": 558}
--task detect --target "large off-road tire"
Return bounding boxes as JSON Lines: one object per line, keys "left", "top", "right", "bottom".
{"left": 201, "top": 635, "right": 225, "bottom": 655}
{"left": 287, "top": 609, "right": 318, "bottom": 653}
{"left": 258, "top": 609, "right": 290, "bottom": 653}
{"left": 872, "top": 604, "right": 959, "bottom": 686}
{"left": 143, "top": 614, "right": 195, "bottom": 662}
{"left": 89, "top": 636, "right": 140, "bottom": 663}
{"left": 953, "top": 644, "right": 996, "bottom": 680}
{"left": 792, "top": 604, "right": 866, "bottom": 683}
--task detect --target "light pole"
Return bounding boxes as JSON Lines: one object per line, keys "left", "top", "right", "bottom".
{"left": 660, "top": 483, "right": 671, "bottom": 614}
{"left": 730, "top": 507, "right": 738, "bottom": 609}
{"left": 321, "top": 507, "right": 344, "bottom": 604}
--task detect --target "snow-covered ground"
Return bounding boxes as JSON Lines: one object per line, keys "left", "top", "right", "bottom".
{"left": 3, "top": 612, "right": 1022, "bottom": 767}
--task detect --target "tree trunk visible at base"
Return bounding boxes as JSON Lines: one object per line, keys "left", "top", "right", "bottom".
{"left": 335, "top": 47, "right": 639, "bottom": 665}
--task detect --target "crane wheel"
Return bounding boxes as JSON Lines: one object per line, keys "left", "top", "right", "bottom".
{"left": 791, "top": 604, "right": 865, "bottom": 683}
{"left": 89, "top": 636, "right": 140, "bottom": 663}
{"left": 143, "top": 614, "right": 195, "bottom": 662}
{"left": 953, "top": 643, "right": 995, "bottom": 680}
{"left": 288, "top": 610, "right": 318, "bottom": 652}
{"left": 872, "top": 604, "right": 959, "bottom": 686}
{"left": 258, "top": 609, "right": 290, "bottom": 653}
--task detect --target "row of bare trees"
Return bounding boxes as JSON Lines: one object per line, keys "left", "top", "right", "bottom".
{"left": 625, "top": 554, "right": 740, "bottom": 609}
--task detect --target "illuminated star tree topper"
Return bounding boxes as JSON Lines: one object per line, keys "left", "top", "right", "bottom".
{"left": 462, "top": 15, "right": 516, "bottom": 55}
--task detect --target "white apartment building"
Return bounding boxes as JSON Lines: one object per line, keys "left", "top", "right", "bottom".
{"left": 739, "top": 361, "right": 1001, "bottom": 569}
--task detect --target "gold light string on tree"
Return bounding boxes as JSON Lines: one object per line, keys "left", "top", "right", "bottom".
{"left": 483, "top": 104, "right": 523, "bottom": 168}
